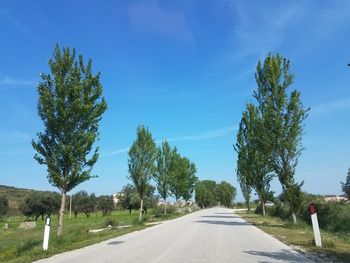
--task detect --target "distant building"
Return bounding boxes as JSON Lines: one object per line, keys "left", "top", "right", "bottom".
{"left": 324, "top": 195, "right": 348, "bottom": 202}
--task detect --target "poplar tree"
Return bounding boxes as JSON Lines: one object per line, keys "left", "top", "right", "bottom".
{"left": 128, "top": 125, "right": 157, "bottom": 222}
{"left": 235, "top": 104, "right": 274, "bottom": 216}
{"left": 32, "top": 45, "right": 107, "bottom": 237}
{"left": 254, "top": 53, "right": 309, "bottom": 223}
{"left": 154, "top": 140, "right": 172, "bottom": 214}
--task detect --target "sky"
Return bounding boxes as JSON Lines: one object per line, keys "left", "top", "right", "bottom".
{"left": 0, "top": 0, "right": 349, "bottom": 201}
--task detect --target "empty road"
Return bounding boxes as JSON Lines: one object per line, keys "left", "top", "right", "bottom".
{"left": 36, "top": 208, "right": 313, "bottom": 263}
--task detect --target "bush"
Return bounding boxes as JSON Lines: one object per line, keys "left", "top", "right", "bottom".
{"left": 153, "top": 205, "right": 175, "bottom": 217}
{"left": 301, "top": 202, "right": 350, "bottom": 233}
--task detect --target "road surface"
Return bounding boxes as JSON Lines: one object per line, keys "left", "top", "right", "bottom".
{"left": 36, "top": 207, "right": 313, "bottom": 263}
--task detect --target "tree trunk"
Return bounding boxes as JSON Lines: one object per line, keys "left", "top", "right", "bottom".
{"left": 261, "top": 200, "right": 266, "bottom": 217}
{"left": 291, "top": 212, "right": 297, "bottom": 224}
{"left": 57, "top": 192, "right": 66, "bottom": 237}
{"left": 164, "top": 198, "right": 167, "bottom": 215}
{"left": 139, "top": 198, "right": 144, "bottom": 222}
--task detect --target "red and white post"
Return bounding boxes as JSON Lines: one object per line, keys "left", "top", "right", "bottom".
{"left": 308, "top": 203, "right": 322, "bottom": 247}
{"left": 43, "top": 216, "right": 51, "bottom": 251}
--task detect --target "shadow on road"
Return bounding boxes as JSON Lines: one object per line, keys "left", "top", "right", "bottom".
{"left": 243, "top": 249, "right": 307, "bottom": 263}
{"left": 201, "top": 215, "right": 240, "bottom": 219}
{"left": 214, "top": 212, "right": 233, "bottom": 215}
{"left": 195, "top": 220, "right": 250, "bottom": 226}
{"left": 107, "top": 241, "right": 124, "bottom": 245}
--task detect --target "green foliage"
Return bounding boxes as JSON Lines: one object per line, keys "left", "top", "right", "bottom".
{"left": 235, "top": 103, "right": 274, "bottom": 216}
{"left": 72, "top": 191, "right": 96, "bottom": 218}
{"left": 195, "top": 180, "right": 217, "bottom": 208}
{"left": 32, "top": 45, "right": 107, "bottom": 194}
{"left": 215, "top": 181, "right": 236, "bottom": 207}
{"left": 341, "top": 168, "right": 350, "bottom": 199}
{"left": 253, "top": 53, "right": 309, "bottom": 221}
{"left": 283, "top": 181, "right": 304, "bottom": 218}
{"left": 20, "top": 192, "right": 60, "bottom": 221}
{"left": 97, "top": 195, "right": 114, "bottom": 216}
{"left": 154, "top": 140, "right": 172, "bottom": 213}
{"left": 168, "top": 149, "right": 198, "bottom": 202}
{"left": 0, "top": 196, "right": 9, "bottom": 217}
{"left": 32, "top": 45, "right": 107, "bottom": 236}
{"left": 128, "top": 125, "right": 157, "bottom": 221}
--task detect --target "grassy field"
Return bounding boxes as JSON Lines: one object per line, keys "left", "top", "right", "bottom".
{"left": 0, "top": 209, "right": 190, "bottom": 263}
{"left": 236, "top": 211, "right": 350, "bottom": 263}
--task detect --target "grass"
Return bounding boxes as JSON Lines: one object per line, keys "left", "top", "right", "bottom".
{"left": 236, "top": 211, "right": 350, "bottom": 263}
{"left": 0, "top": 209, "right": 191, "bottom": 263}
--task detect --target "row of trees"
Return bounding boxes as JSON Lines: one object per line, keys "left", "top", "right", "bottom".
{"left": 195, "top": 180, "right": 236, "bottom": 208}
{"left": 128, "top": 125, "right": 198, "bottom": 222}
{"left": 16, "top": 191, "right": 114, "bottom": 220}
{"left": 234, "top": 54, "right": 309, "bottom": 223}
{"left": 0, "top": 196, "right": 9, "bottom": 218}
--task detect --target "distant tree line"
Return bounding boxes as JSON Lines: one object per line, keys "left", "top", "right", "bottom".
{"left": 195, "top": 180, "right": 236, "bottom": 208}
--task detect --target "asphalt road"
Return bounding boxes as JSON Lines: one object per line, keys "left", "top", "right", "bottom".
{"left": 35, "top": 207, "right": 313, "bottom": 263}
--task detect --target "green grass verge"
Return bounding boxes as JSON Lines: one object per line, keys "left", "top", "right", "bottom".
{"left": 0, "top": 209, "right": 191, "bottom": 263}
{"left": 236, "top": 211, "right": 350, "bottom": 263}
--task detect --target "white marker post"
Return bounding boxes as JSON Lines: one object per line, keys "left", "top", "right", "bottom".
{"left": 43, "top": 216, "right": 51, "bottom": 251}
{"left": 309, "top": 203, "right": 322, "bottom": 247}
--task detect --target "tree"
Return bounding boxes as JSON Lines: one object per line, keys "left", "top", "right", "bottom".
{"left": 195, "top": 180, "right": 217, "bottom": 208}
{"left": 97, "top": 195, "right": 114, "bottom": 216}
{"left": 128, "top": 125, "right": 157, "bottom": 222}
{"left": 236, "top": 154, "right": 252, "bottom": 212}
{"left": 0, "top": 196, "right": 9, "bottom": 217}
{"left": 180, "top": 157, "right": 198, "bottom": 203}
{"left": 341, "top": 168, "right": 350, "bottom": 199}
{"left": 154, "top": 141, "right": 172, "bottom": 214}
{"left": 20, "top": 192, "right": 60, "bottom": 221}
{"left": 254, "top": 53, "right": 309, "bottom": 223}
{"left": 72, "top": 191, "right": 96, "bottom": 218}
{"left": 32, "top": 45, "right": 107, "bottom": 236}
{"left": 216, "top": 181, "right": 236, "bottom": 207}
{"left": 168, "top": 148, "right": 183, "bottom": 205}
{"left": 234, "top": 104, "right": 274, "bottom": 216}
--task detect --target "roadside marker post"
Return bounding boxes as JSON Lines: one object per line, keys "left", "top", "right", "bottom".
{"left": 43, "top": 216, "right": 51, "bottom": 251}
{"left": 308, "top": 203, "right": 322, "bottom": 247}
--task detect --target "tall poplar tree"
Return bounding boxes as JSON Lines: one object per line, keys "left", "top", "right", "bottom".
{"left": 128, "top": 125, "right": 157, "bottom": 222}
{"left": 32, "top": 45, "right": 107, "bottom": 237}
{"left": 235, "top": 104, "right": 274, "bottom": 216}
{"left": 254, "top": 53, "right": 309, "bottom": 223}
{"left": 154, "top": 140, "right": 172, "bottom": 214}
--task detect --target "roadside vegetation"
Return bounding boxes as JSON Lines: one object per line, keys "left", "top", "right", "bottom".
{"left": 236, "top": 205, "right": 350, "bottom": 263}
{"left": 0, "top": 205, "right": 198, "bottom": 263}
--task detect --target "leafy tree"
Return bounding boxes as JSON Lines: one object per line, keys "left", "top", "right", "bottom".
{"left": 32, "top": 45, "right": 107, "bottom": 236}
{"left": 97, "top": 195, "right": 114, "bottom": 216}
{"left": 341, "top": 168, "right": 350, "bottom": 199}
{"left": 254, "top": 53, "right": 309, "bottom": 223}
{"left": 72, "top": 191, "right": 96, "bottom": 218}
{"left": 20, "top": 192, "right": 60, "bottom": 221}
{"left": 0, "top": 196, "right": 9, "bottom": 217}
{"left": 154, "top": 141, "right": 172, "bottom": 214}
{"left": 168, "top": 149, "right": 183, "bottom": 204}
{"left": 180, "top": 157, "right": 198, "bottom": 203}
{"left": 195, "top": 180, "right": 217, "bottom": 208}
{"left": 216, "top": 181, "right": 236, "bottom": 207}
{"left": 234, "top": 104, "right": 274, "bottom": 216}
{"left": 128, "top": 125, "right": 157, "bottom": 222}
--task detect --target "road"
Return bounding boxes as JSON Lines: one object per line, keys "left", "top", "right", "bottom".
{"left": 36, "top": 207, "right": 313, "bottom": 263}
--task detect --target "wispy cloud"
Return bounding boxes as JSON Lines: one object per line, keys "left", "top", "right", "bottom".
{"left": 0, "top": 77, "right": 34, "bottom": 86}
{"left": 128, "top": 2, "right": 194, "bottom": 45}
{"left": 102, "top": 125, "right": 236, "bottom": 157}
{"left": 312, "top": 97, "right": 350, "bottom": 115}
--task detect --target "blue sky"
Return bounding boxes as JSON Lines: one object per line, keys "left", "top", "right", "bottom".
{"left": 0, "top": 0, "right": 349, "bottom": 201}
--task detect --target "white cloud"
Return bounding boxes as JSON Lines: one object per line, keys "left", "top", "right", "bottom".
{"left": 102, "top": 125, "right": 237, "bottom": 157}
{"left": 312, "top": 97, "right": 350, "bottom": 115}
{"left": 0, "top": 77, "right": 33, "bottom": 86}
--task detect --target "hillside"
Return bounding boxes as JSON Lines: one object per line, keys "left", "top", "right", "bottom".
{"left": 0, "top": 185, "right": 55, "bottom": 216}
